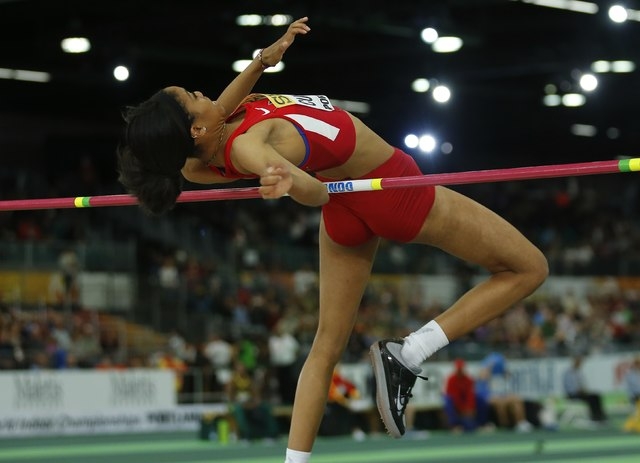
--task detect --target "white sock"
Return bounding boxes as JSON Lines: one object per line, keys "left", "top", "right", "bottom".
{"left": 401, "top": 320, "right": 449, "bottom": 371}
{"left": 285, "top": 448, "right": 311, "bottom": 463}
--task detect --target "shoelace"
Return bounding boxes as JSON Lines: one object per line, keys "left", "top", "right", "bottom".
{"left": 396, "top": 374, "right": 429, "bottom": 414}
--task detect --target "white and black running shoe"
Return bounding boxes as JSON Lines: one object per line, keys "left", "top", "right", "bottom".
{"left": 370, "top": 338, "right": 428, "bottom": 438}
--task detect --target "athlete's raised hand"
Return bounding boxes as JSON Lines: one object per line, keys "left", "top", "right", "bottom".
{"left": 259, "top": 17, "right": 310, "bottom": 67}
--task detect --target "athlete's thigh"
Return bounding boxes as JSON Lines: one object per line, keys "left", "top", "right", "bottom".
{"left": 412, "top": 186, "right": 544, "bottom": 273}
{"left": 316, "top": 218, "right": 379, "bottom": 349}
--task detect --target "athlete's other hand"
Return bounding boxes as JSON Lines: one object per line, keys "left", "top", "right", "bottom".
{"left": 259, "top": 165, "right": 293, "bottom": 199}
{"left": 260, "top": 17, "right": 310, "bottom": 67}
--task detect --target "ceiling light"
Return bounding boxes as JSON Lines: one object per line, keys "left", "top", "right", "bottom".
{"left": 419, "top": 135, "right": 437, "bottom": 153}
{"left": 562, "top": 93, "right": 586, "bottom": 107}
{"left": 404, "top": 134, "right": 419, "bottom": 149}
{"left": 608, "top": 5, "right": 628, "bottom": 23}
{"left": 0, "top": 68, "right": 13, "bottom": 79}
{"left": 431, "top": 36, "right": 463, "bottom": 53}
{"left": 627, "top": 9, "right": 640, "bottom": 22}
{"left": 432, "top": 85, "right": 451, "bottom": 103}
{"left": 412, "top": 78, "right": 431, "bottom": 93}
{"left": 607, "top": 127, "right": 621, "bottom": 139}
{"left": 543, "top": 94, "right": 562, "bottom": 106}
{"left": 61, "top": 37, "right": 91, "bottom": 53}
{"left": 420, "top": 27, "right": 438, "bottom": 44}
{"left": 15, "top": 70, "right": 51, "bottom": 82}
{"left": 515, "top": 0, "right": 598, "bottom": 14}
{"left": 233, "top": 59, "right": 284, "bottom": 73}
{"left": 570, "top": 123, "right": 597, "bottom": 137}
{"left": 235, "top": 14, "right": 292, "bottom": 26}
{"left": 579, "top": 73, "right": 598, "bottom": 91}
{"left": 264, "top": 15, "right": 293, "bottom": 26}
{"left": 441, "top": 142, "right": 453, "bottom": 154}
{"left": 591, "top": 60, "right": 611, "bottom": 73}
{"left": 611, "top": 60, "right": 635, "bottom": 73}
{"left": 329, "top": 99, "right": 370, "bottom": 115}
{"left": 113, "top": 65, "right": 129, "bottom": 82}
{"left": 0, "top": 68, "right": 51, "bottom": 82}
{"left": 236, "top": 15, "right": 262, "bottom": 26}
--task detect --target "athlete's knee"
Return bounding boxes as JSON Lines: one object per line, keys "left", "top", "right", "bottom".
{"left": 521, "top": 246, "right": 548, "bottom": 293}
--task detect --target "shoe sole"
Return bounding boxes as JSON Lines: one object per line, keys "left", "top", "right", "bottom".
{"left": 369, "top": 342, "right": 402, "bottom": 438}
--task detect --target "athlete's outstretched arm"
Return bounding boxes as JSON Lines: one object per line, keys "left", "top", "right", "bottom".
{"left": 214, "top": 17, "right": 310, "bottom": 116}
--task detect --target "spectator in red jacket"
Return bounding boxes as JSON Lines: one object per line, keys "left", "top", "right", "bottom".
{"left": 443, "top": 358, "right": 478, "bottom": 432}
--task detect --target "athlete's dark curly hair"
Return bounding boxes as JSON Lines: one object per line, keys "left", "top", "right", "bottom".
{"left": 117, "top": 89, "right": 193, "bottom": 215}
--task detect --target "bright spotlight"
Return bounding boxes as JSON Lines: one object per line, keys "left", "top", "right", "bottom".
{"left": 113, "top": 65, "right": 129, "bottom": 81}
{"left": 419, "top": 135, "right": 437, "bottom": 153}
{"left": 432, "top": 85, "right": 451, "bottom": 103}
{"left": 579, "top": 73, "right": 598, "bottom": 91}
{"left": 404, "top": 134, "right": 419, "bottom": 149}
{"left": 420, "top": 27, "right": 438, "bottom": 44}
{"left": 609, "top": 5, "right": 629, "bottom": 22}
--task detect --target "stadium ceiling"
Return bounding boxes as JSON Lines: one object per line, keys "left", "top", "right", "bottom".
{"left": 1, "top": 0, "right": 639, "bottom": 171}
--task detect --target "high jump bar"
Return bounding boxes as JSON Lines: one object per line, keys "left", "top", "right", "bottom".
{"left": 0, "top": 158, "right": 638, "bottom": 211}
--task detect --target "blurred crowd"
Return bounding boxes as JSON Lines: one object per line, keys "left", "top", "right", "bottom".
{"left": 1, "top": 261, "right": 639, "bottom": 390}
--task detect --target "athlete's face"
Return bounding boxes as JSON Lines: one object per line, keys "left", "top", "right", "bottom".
{"left": 165, "top": 86, "right": 221, "bottom": 140}
{"left": 166, "top": 86, "right": 215, "bottom": 119}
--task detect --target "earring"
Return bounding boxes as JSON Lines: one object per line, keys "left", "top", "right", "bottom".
{"left": 192, "top": 126, "right": 207, "bottom": 139}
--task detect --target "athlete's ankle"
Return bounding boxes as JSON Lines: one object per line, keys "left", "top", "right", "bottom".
{"left": 401, "top": 320, "right": 449, "bottom": 369}
{"left": 285, "top": 448, "right": 311, "bottom": 463}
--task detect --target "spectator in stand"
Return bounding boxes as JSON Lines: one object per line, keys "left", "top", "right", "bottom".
{"left": 49, "top": 312, "right": 72, "bottom": 354}
{"left": 203, "top": 332, "right": 234, "bottom": 390}
{"left": 269, "top": 320, "right": 300, "bottom": 405}
{"left": 319, "top": 364, "right": 367, "bottom": 441}
{"left": 226, "top": 360, "right": 279, "bottom": 442}
{"left": 235, "top": 336, "right": 261, "bottom": 373}
{"left": 562, "top": 355, "right": 607, "bottom": 423}
{"left": 152, "top": 347, "right": 188, "bottom": 392}
{"left": 525, "top": 325, "right": 547, "bottom": 357}
{"left": 167, "top": 329, "right": 188, "bottom": 360}
{"left": 204, "top": 332, "right": 233, "bottom": 369}
{"left": 0, "top": 326, "right": 20, "bottom": 369}
{"left": 47, "top": 249, "right": 81, "bottom": 312}
{"left": 292, "top": 262, "right": 318, "bottom": 296}
{"left": 443, "top": 358, "right": 478, "bottom": 433}
{"left": 475, "top": 352, "right": 532, "bottom": 432}
{"left": 624, "top": 355, "right": 640, "bottom": 405}
{"left": 70, "top": 322, "right": 103, "bottom": 368}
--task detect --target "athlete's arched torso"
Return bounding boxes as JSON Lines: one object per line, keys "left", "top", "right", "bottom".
{"left": 213, "top": 94, "right": 436, "bottom": 246}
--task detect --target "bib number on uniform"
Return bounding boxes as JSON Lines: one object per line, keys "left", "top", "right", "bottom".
{"left": 264, "top": 94, "right": 334, "bottom": 111}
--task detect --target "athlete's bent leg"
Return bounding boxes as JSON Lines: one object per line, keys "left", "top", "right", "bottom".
{"left": 372, "top": 186, "right": 548, "bottom": 436}
{"left": 412, "top": 185, "right": 548, "bottom": 340}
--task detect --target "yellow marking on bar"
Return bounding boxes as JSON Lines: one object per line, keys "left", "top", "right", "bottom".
{"left": 630, "top": 158, "right": 640, "bottom": 171}
{"left": 74, "top": 197, "right": 90, "bottom": 208}
{"left": 371, "top": 178, "right": 383, "bottom": 190}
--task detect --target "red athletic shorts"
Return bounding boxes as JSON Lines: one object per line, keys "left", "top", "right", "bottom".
{"left": 319, "top": 149, "right": 436, "bottom": 246}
